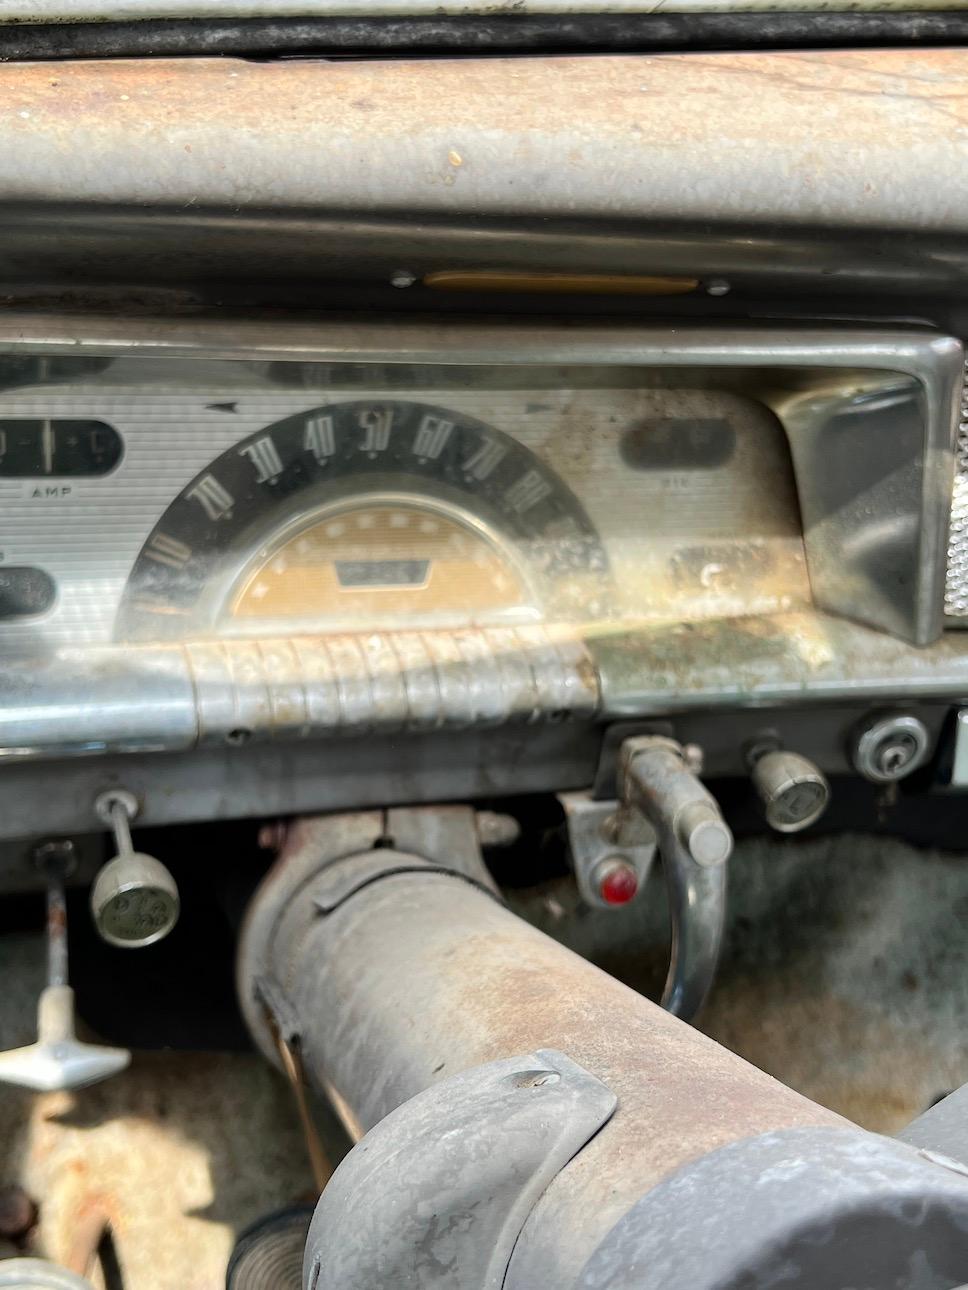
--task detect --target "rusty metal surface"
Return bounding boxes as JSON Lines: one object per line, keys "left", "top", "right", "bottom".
{"left": 238, "top": 808, "right": 498, "bottom": 1067}
{"left": 246, "top": 831, "right": 846, "bottom": 1286}
{"left": 0, "top": 52, "right": 966, "bottom": 236}
{"left": 509, "top": 833, "right": 968, "bottom": 1135}
{"left": 595, "top": 611, "right": 968, "bottom": 715}
{"left": 1, "top": 831, "right": 963, "bottom": 1286}
{"left": 0, "top": 934, "right": 314, "bottom": 1290}
{"left": 61, "top": 1199, "right": 110, "bottom": 1283}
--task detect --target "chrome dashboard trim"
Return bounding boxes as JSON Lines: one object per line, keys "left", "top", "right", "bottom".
{"left": 6, "top": 610, "right": 968, "bottom": 838}
{"left": 0, "top": 314, "right": 956, "bottom": 376}
{"left": 0, "top": 626, "right": 599, "bottom": 761}
{"left": 9, "top": 608, "right": 968, "bottom": 767}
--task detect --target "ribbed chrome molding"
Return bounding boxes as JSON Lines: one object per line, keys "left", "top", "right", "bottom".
{"left": 945, "top": 362, "right": 968, "bottom": 617}
{"left": 0, "top": 625, "right": 600, "bottom": 761}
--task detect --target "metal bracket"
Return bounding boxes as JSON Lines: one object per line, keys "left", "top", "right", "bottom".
{"left": 559, "top": 791, "right": 657, "bottom": 909}
{"left": 303, "top": 1048, "right": 617, "bottom": 1290}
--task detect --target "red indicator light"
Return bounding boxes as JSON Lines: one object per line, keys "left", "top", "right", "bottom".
{"left": 599, "top": 861, "right": 639, "bottom": 906}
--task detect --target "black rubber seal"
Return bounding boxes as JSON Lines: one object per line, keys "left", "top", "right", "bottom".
{"left": 1, "top": 13, "right": 968, "bottom": 61}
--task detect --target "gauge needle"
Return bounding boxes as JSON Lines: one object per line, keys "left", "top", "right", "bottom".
{"left": 42, "top": 418, "right": 53, "bottom": 474}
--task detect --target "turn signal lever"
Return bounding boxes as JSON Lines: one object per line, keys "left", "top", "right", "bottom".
{"left": 617, "top": 736, "right": 733, "bottom": 1020}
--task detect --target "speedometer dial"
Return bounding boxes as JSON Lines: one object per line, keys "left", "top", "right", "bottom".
{"left": 116, "top": 400, "right": 607, "bottom": 641}
{"left": 231, "top": 497, "right": 531, "bottom": 622}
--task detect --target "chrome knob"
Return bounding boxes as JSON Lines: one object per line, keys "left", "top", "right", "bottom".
{"left": 751, "top": 749, "right": 830, "bottom": 833}
{"left": 92, "top": 790, "right": 179, "bottom": 948}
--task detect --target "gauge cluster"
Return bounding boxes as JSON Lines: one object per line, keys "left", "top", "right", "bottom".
{"left": 117, "top": 397, "right": 609, "bottom": 642}
{"left": 0, "top": 319, "right": 961, "bottom": 836}
{"left": 0, "top": 356, "right": 809, "bottom": 654}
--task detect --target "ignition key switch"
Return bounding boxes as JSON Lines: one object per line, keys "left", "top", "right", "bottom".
{"left": 851, "top": 712, "right": 931, "bottom": 783}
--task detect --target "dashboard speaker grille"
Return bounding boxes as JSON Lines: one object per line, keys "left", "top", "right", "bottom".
{"left": 945, "top": 362, "right": 968, "bottom": 617}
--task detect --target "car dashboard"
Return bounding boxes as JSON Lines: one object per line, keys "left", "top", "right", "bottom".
{"left": 4, "top": 35, "right": 968, "bottom": 1290}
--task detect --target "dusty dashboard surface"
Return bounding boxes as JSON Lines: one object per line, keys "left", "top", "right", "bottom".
{"left": 2, "top": 41, "right": 968, "bottom": 1290}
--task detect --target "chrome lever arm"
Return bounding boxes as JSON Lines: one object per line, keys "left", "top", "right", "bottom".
{"left": 618, "top": 736, "right": 733, "bottom": 1022}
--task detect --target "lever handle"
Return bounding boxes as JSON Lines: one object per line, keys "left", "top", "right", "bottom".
{"left": 0, "top": 842, "right": 130, "bottom": 1093}
{"left": 659, "top": 847, "right": 728, "bottom": 1020}
{"left": 619, "top": 736, "right": 733, "bottom": 1021}
{"left": 0, "top": 986, "right": 129, "bottom": 1093}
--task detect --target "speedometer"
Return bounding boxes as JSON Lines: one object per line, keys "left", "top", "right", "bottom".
{"left": 116, "top": 399, "right": 608, "bottom": 641}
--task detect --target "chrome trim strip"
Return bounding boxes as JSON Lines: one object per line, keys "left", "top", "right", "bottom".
{"left": 0, "top": 626, "right": 599, "bottom": 761}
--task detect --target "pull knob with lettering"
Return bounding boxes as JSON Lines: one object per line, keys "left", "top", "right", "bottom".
{"left": 91, "top": 790, "right": 180, "bottom": 948}
{"left": 751, "top": 749, "right": 830, "bottom": 833}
